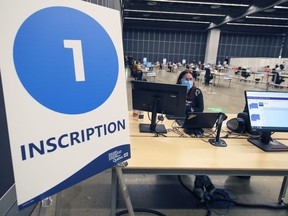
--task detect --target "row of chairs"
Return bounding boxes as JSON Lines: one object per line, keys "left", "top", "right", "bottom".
{"left": 235, "top": 67, "right": 285, "bottom": 85}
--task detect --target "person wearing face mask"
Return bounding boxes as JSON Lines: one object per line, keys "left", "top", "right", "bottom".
{"left": 176, "top": 71, "right": 204, "bottom": 113}
{"left": 176, "top": 71, "right": 215, "bottom": 200}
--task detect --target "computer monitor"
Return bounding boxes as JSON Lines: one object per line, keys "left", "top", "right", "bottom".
{"left": 131, "top": 80, "right": 186, "bottom": 133}
{"left": 146, "top": 62, "right": 152, "bottom": 68}
{"left": 244, "top": 90, "right": 288, "bottom": 152}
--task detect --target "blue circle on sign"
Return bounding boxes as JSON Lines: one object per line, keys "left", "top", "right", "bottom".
{"left": 13, "top": 7, "right": 118, "bottom": 114}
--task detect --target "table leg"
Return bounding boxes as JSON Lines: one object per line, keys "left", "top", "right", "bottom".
{"left": 278, "top": 176, "right": 288, "bottom": 204}
{"left": 217, "top": 75, "right": 220, "bottom": 85}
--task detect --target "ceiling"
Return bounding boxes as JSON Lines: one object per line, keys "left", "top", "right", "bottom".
{"left": 122, "top": 0, "right": 288, "bottom": 34}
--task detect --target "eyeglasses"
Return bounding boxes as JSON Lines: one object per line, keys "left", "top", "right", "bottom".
{"left": 182, "top": 78, "right": 193, "bottom": 81}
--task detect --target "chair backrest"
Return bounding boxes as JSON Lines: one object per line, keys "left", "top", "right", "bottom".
{"left": 205, "top": 68, "right": 211, "bottom": 77}
{"left": 272, "top": 71, "right": 283, "bottom": 84}
{"left": 271, "top": 71, "right": 277, "bottom": 82}
{"left": 192, "top": 70, "right": 198, "bottom": 78}
{"left": 241, "top": 70, "right": 248, "bottom": 77}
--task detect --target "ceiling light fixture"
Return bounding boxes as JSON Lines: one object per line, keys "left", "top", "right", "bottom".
{"left": 263, "top": 8, "right": 276, "bottom": 12}
{"left": 124, "top": 9, "right": 225, "bottom": 17}
{"left": 246, "top": 15, "right": 288, "bottom": 21}
{"left": 147, "top": 1, "right": 157, "bottom": 5}
{"left": 125, "top": 17, "right": 210, "bottom": 24}
{"left": 227, "top": 22, "right": 288, "bottom": 28}
{"left": 274, "top": 5, "right": 288, "bottom": 9}
{"left": 148, "top": 0, "right": 249, "bottom": 7}
{"left": 211, "top": 5, "right": 221, "bottom": 9}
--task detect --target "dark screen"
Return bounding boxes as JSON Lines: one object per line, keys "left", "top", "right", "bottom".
{"left": 131, "top": 81, "right": 186, "bottom": 117}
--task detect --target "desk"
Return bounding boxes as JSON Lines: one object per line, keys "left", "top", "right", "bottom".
{"left": 211, "top": 71, "right": 226, "bottom": 86}
{"left": 112, "top": 113, "right": 288, "bottom": 215}
{"left": 143, "top": 71, "right": 156, "bottom": 82}
{"left": 111, "top": 136, "right": 288, "bottom": 215}
{"left": 280, "top": 74, "right": 288, "bottom": 79}
{"left": 141, "top": 70, "right": 156, "bottom": 82}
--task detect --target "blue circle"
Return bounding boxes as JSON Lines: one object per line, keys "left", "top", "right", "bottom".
{"left": 13, "top": 7, "right": 118, "bottom": 114}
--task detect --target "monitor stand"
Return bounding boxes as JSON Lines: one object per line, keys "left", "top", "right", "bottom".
{"left": 248, "top": 132, "right": 288, "bottom": 152}
{"left": 139, "top": 123, "right": 167, "bottom": 134}
{"left": 139, "top": 97, "right": 167, "bottom": 134}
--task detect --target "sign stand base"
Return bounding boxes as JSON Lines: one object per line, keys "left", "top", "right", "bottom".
{"left": 38, "top": 162, "right": 135, "bottom": 216}
{"left": 39, "top": 197, "right": 53, "bottom": 216}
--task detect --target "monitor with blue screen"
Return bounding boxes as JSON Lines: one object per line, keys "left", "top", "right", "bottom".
{"left": 244, "top": 90, "right": 288, "bottom": 152}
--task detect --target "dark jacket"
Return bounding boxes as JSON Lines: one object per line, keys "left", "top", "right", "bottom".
{"left": 186, "top": 87, "right": 204, "bottom": 113}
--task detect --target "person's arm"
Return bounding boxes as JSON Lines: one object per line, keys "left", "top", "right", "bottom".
{"left": 193, "top": 89, "right": 204, "bottom": 112}
{"left": 137, "top": 64, "right": 142, "bottom": 72}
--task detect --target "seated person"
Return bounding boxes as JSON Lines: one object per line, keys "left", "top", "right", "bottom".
{"left": 167, "top": 62, "right": 173, "bottom": 72}
{"left": 184, "top": 64, "right": 191, "bottom": 73}
{"left": 192, "top": 68, "right": 199, "bottom": 80}
{"left": 176, "top": 71, "right": 215, "bottom": 198}
{"left": 133, "top": 61, "right": 143, "bottom": 80}
{"left": 176, "top": 71, "right": 204, "bottom": 113}
{"left": 272, "top": 69, "right": 285, "bottom": 85}
{"left": 204, "top": 67, "right": 213, "bottom": 85}
{"left": 263, "top": 65, "right": 271, "bottom": 73}
{"left": 235, "top": 66, "right": 242, "bottom": 75}
{"left": 240, "top": 68, "right": 250, "bottom": 80}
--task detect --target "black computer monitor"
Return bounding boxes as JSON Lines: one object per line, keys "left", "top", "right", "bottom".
{"left": 131, "top": 80, "right": 186, "bottom": 133}
{"left": 244, "top": 90, "right": 288, "bottom": 152}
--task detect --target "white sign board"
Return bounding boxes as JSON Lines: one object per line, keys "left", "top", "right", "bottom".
{"left": 0, "top": 0, "right": 130, "bottom": 209}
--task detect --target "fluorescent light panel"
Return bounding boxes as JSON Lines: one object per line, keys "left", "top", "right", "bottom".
{"left": 227, "top": 22, "right": 288, "bottom": 28}
{"left": 148, "top": 0, "right": 249, "bottom": 7}
{"left": 274, "top": 5, "right": 288, "bottom": 9}
{"left": 246, "top": 15, "right": 288, "bottom": 20}
{"left": 125, "top": 17, "right": 209, "bottom": 24}
{"left": 124, "top": 9, "right": 225, "bottom": 17}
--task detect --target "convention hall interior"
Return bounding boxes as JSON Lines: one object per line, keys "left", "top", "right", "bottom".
{"left": 2, "top": 0, "right": 288, "bottom": 216}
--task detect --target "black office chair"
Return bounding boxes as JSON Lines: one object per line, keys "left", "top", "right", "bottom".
{"left": 272, "top": 71, "right": 285, "bottom": 85}
{"left": 204, "top": 68, "right": 213, "bottom": 85}
{"left": 240, "top": 69, "right": 250, "bottom": 81}
{"left": 192, "top": 70, "right": 199, "bottom": 80}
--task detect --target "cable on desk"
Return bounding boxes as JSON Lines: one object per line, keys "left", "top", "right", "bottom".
{"left": 115, "top": 208, "right": 167, "bottom": 216}
{"left": 167, "top": 125, "right": 188, "bottom": 137}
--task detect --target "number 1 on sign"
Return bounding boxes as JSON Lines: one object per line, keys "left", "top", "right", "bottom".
{"left": 64, "top": 40, "right": 85, "bottom": 82}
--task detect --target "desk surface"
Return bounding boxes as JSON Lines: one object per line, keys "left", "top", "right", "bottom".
{"left": 129, "top": 112, "right": 288, "bottom": 139}
{"left": 127, "top": 136, "right": 288, "bottom": 175}
{"left": 128, "top": 112, "right": 288, "bottom": 174}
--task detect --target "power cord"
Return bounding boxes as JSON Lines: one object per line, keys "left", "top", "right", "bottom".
{"left": 178, "top": 176, "right": 288, "bottom": 215}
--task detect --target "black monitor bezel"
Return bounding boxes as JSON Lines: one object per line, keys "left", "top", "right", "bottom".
{"left": 131, "top": 80, "right": 187, "bottom": 133}
{"left": 131, "top": 80, "right": 187, "bottom": 117}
